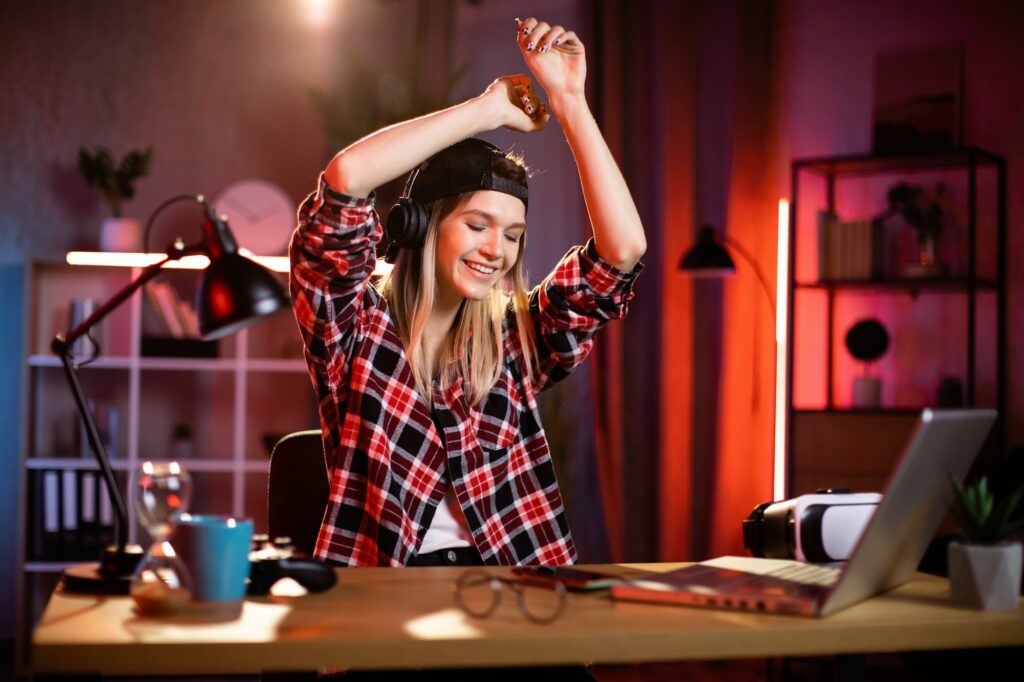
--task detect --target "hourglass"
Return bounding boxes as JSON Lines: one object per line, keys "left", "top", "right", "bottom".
{"left": 130, "top": 461, "right": 194, "bottom": 615}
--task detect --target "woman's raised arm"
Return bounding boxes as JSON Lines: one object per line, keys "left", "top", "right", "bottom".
{"left": 326, "top": 76, "right": 548, "bottom": 198}
{"left": 516, "top": 17, "right": 646, "bottom": 271}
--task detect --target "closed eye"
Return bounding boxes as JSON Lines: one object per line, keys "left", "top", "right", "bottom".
{"left": 505, "top": 233, "right": 522, "bottom": 244}
{"left": 467, "top": 224, "right": 486, "bottom": 232}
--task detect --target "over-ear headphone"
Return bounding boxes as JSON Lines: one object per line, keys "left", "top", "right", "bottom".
{"left": 384, "top": 139, "right": 529, "bottom": 259}
{"left": 385, "top": 161, "right": 431, "bottom": 250}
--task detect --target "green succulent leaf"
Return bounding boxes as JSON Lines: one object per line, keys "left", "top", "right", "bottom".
{"left": 951, "top": 474, "right": 1024, "bottom": 545}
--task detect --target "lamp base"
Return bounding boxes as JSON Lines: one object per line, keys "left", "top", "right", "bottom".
{"left": 61, "top": 545, "right": 144, "bottom": 595}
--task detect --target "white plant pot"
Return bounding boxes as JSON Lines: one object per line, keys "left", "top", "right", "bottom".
{"left": 100, "top": 217, "right": 142, "bottom": 252}
{"left": 170, "top": 439, "right": 194, "bottom": 460}
{"left": 851, "top": 376, "right": 881, "bottom": 408}
{"left": 948, "top": 540, "right": 1022, "bottom": 611}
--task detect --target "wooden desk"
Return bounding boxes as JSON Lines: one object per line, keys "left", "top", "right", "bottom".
{"left": 32, "top": 564, "right": 1024, "bottom": 675}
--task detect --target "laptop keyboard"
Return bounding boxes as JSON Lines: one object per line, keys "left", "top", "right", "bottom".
{"left": 766, "top": 562, "right": 842, "bottom": 586}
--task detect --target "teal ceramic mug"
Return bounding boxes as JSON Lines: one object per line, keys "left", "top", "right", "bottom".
{"left": 173, "top": 514, "right": 253, "bottom": 603}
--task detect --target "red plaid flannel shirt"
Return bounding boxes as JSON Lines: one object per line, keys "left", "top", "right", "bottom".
{"left": 289, "top": 175, "right": 642, "bottom": 566}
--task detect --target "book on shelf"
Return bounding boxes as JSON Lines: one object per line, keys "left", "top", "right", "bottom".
{"left": 175, "top": 298, "right": 201, "bottom": 338}
{"left": 60, "top": 470, "right": 77, "bottom": 560}
{"left": 40, "top": 470, "right": 60, "bottom": 561}
{"left": 78, "top": 471, "right": 101, "bottom": 559}
{"left": 76, "top": 398, "right": 119, "bottom": 459}
{"left": 145, "top": 282, "right": 186, "bottom": 338}
{"left": 28, "top": 468, "right": 116, "bottom": 562}
{"left": 817, "top": 211, "right": 881, "bottom": 282}
{"left": 142, "top": 286, "right": 171, "bottom": 336}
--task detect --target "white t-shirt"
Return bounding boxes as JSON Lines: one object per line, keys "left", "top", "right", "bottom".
{"left": 419, "top": 486, "right": 473, "bottom": 554}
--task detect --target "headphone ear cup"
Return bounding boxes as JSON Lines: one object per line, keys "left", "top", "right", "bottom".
{"left": 386, "top": 198, "right": 430, "bottom": 249}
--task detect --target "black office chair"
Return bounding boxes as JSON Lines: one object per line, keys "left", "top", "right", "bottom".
{"left": 267, "top": 430, "right": 329, "bottom": 556}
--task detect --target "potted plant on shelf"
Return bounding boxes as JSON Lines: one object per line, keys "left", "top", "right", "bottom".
{"left": 948, "top": 475, "right": 1024, "bottom": 611}
{"left": 170, "top": 421, "right": 194, "bottom": 460}
{"left": 844, "top": 318, "right": 890, "bottom": 408}
{"left": 77, "top": 145, "right": 153, "bottom": 252}
{"left": 883, "top": 181, "right": 951, "bottom": 278}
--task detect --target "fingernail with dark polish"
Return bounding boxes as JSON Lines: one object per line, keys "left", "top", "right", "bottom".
{"left": 527, "top": 41, "right": 534, "bottom": 50}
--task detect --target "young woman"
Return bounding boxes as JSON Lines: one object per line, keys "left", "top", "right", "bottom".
{"left": 290, "top": 17, "right": 646, "bottom": 567}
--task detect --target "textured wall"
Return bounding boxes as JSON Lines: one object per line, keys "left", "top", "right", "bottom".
{"left": 0, "top": 0, "right": 421, "bottom": 260}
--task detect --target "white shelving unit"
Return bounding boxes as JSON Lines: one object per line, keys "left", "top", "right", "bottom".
{"left": 16, "top": 258, "right": 316, "bottom": 662}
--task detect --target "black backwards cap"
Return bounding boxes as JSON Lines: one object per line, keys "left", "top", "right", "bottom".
{"left": 410, "top": 138, "right": 528, "bottom": 212}
{"left": 385, "top": 138, "right": 529, "bottom": 259}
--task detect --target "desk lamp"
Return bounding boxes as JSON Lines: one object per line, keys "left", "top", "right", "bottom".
{"left": 53, "top": 195, "right": 290, "bottom": 594}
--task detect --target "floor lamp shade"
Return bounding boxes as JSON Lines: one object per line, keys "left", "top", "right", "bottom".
{"left": 679, "top": 226, "right": 736, "bottom": 276}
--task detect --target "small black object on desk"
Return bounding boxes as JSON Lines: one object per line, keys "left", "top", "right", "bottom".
{"left": 248, "top": 535, "right": 337, "bottom": 596}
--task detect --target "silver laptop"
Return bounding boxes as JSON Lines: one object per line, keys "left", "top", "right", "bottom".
{"left": 611, "top": 408, "right": 998, "bottom": 616}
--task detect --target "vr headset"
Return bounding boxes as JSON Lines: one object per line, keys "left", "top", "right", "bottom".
{"left": 743, "top": 489, "right": 881, "bottom": 563}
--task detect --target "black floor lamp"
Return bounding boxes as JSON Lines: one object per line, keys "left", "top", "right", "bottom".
{"left": 678, "top": 225, "right": 776, "bottom": 317}
{"left": 53, "top": 195, "right": 290, "bottom": 594}
{"left": 679, "top": 205, "right": 792, "bottom": 503}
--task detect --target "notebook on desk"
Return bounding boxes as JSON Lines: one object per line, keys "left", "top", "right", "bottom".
{"left": 611, "top": 408, "right": 997, "bottom": 617}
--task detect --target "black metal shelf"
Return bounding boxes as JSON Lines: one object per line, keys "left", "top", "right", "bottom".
{"left": 794, "top": 408, "right": 944, "bottom": 416}
{"left": 786, "top": 147, "right": 1006, "bottom": 496}
{"left": 794, "top": 147, "right": 1003, "bottom": 177}
{"left": 794, "top": 277, "right": 999, "bottom": 293}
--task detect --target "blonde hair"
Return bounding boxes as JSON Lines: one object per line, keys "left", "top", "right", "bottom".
{"left": 378, "top": 194, "right": 537, "bottom": 406}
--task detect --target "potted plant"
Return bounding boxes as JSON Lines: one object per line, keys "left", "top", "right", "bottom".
{"left": 948, "top": 475, "right": 1024, "bottom": 610}
{"left": 884, "top": 181, "right": 950, "bottom": 278}
{"left": 844, "top": 318, "right": 890, "bottom": 408}
{"left": 77, "top": 145, "right": 153, "bottom": 251}
{"left": 170, "top": 421, "right": 194, "bottom": 460}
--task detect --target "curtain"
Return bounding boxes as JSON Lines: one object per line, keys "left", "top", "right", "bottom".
{"left": 587, "top": 0, "right": 781, "bottom": 561}
{"left": 710, "top": 0, "right": 784, "bottom": 557}
{"left": 589, "top": 0, "right": 697, "bottom": 562}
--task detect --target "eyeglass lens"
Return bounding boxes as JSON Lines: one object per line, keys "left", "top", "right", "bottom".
{"left": 455, "top": 571, "right": 567, "bottom": 624}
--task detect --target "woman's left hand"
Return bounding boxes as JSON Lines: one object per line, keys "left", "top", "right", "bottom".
{"left": 516, "top": 17, "right": 586, "bottom": 106}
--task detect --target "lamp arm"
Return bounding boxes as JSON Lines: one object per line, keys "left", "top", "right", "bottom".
{"left": 719, "top": 232, "right": 777, "bottom": 318}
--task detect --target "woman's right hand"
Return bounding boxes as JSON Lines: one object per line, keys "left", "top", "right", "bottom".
{"left": 480, "top": 75, "right": 549, "bottom": 133}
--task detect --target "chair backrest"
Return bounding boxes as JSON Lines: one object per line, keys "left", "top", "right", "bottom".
{"left": 268, "top": 430, "right": 329, "bottom": 556}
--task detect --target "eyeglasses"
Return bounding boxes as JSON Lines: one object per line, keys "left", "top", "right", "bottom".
{"left": 454, "top": 570, "right": 567, "bottom": 624}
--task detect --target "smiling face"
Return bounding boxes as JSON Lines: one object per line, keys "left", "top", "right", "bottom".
{"left": 434, "top": 190, "right": 526, "bottom": 306}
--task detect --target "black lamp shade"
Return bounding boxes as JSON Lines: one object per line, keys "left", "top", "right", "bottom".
{"left": 679, "top": 227, "right": 736, "bottom": 277}
{"left": 197, "top": 252, "right": 289, "bottom": 340}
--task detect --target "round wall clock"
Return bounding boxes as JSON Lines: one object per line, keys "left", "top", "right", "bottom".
{"left": 213, "top": 179, "right": 297, "bottom": 256}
